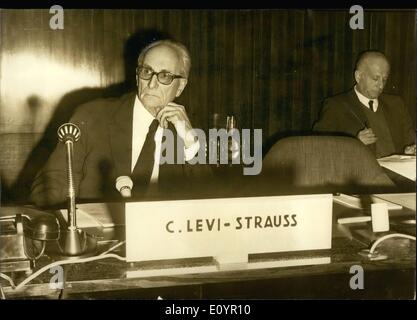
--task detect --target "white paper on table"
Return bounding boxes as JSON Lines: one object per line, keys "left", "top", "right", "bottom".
{"left": 59, "top": 203, "right": 125, "bottom": 228}
{"left": 377, "top": 155, "right": 416, "bottom": 181}
{"left": 372, "top": 193, "right": 416, "bottom": 212}
{"left": 334, "top": 194, "right": 403, "bottom": 210}
{"left": 58, "top": 208, "right": 103, "bottom": 228}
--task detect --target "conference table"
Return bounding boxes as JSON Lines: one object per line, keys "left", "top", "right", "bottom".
{"left": 1, "top": 192, "right": 415, "bottom": 300}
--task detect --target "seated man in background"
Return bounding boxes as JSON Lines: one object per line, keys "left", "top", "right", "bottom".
{"left": 31, "top": 39, "right": 211, "bottom": 207}
{"left": 313, "top": 50, "right": 415, "bottom": 158}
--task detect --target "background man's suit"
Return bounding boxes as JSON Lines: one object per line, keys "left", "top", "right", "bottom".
{"left": 313, "top": 89, "right": 415, "bottom": 156}
{"left": 30, "top": 92, "right": 213, "bottom": 207}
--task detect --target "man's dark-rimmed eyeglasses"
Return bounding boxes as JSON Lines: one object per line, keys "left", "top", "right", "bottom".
{"left": 137, "top": 66, "right": 183, "bottom": 85}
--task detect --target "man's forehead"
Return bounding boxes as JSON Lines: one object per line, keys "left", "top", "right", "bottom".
{"left": 142, "top": 45, "right": 180, "bottom": 73}
{"left": 365, "top": 57, "right": 390, "bottom": 71}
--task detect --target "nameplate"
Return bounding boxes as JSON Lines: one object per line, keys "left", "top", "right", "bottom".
{"left": 125, "top": 194, "right": 333, "bottom": 265}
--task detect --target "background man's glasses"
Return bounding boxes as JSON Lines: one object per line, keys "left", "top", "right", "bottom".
{"left": 137, "top": 66, "right": 183, "bottom": 85}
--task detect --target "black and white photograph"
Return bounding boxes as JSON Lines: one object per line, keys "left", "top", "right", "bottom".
{"left": 0, "top": 5, "right": 415, "bottom": 304}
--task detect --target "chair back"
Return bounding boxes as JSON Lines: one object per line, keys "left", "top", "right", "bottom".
{"left": 260, "top": 135, "right": 396, "bottom": 194}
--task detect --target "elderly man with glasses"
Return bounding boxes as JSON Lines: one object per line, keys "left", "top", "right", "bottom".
{"left": 31, "top": 39, "right": 209, "bottom": 207}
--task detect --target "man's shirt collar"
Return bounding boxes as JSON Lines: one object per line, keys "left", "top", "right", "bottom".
{"left": 354, "top": 85, "right": 379, "bottom": 111}
{"left": 134, "top": 95, "right": 156, "bottom": 126}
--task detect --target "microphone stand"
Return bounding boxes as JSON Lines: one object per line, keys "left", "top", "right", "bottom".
{"left": 57, "top": 123, "right": 96, "bottom": 258}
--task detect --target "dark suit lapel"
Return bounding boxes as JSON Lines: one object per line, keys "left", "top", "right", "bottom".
{"left": 108, "top": 92, "right": 136, "bottom": 178}
{"left": 347, "top": 89, "right": 368, "bottom": 126}
{"left": 378, "top": 96, "right": 397, "bottom": 150}
{"left": 346, "top": 89, "right": 377, "bottom": 154}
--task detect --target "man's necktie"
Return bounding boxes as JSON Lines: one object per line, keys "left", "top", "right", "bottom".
{"left": 369, "top": 100, "right": 375, "bottom": 112}
{"left": 131, "top": 119, "right": 159, "bottom": 194}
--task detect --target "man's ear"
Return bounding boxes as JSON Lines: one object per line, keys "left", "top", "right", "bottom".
{"left": 175, "top": 78, "right": 188, "bottom": 97}
{"left": 354, "top": 70, "right": 361, "bottom": 84}
{"left": 135, "top": 67, "right": 139, "bottom": 87}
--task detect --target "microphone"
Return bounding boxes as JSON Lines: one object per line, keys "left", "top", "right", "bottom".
{"left": 116, "top": 176, "right": 133, "bottom": 198}
{"left": 57, "top": 123, "right": 81, "bottom": 229}
{"left": 56, "top": 123, "right": 96, "bottom": 257}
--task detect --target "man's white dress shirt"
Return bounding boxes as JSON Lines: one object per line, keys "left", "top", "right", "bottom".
{"left": 354, "top": 85, "right": 379, "bottom": 112}
{"left": 131, "top": 96, "right": 199, "bottom": 184}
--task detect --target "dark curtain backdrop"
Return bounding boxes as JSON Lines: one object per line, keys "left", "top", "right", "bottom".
{"left": 0, "top": 9, "right": 416, "bottom": 199}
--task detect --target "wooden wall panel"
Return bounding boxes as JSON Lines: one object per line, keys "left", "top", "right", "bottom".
{"left": 0, "top": 9, "right": 415, "bottom": 200}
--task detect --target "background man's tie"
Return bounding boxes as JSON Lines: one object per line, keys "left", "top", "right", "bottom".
{"left": 131, "top": 119, "right": 159, "bottom": 195}
{"left": 369, "top": 100, "right": 375, "bottom": 112}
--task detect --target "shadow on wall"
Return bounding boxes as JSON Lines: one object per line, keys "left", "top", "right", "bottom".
{"left": 5, "top": 29, "right": 172, "bottom": 204}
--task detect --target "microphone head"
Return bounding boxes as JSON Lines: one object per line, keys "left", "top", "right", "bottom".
{"left": 58, "top": 123, "right": 81, "bottom": 143}
{"left": 115, "top": 176, "right": 133, "bottom": 198}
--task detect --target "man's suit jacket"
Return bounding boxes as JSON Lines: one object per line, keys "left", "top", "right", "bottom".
{"left": 30, "top": 92, "right": 214, "bottom": 207}
{"left": 313, "top": 89, "right": 415, "bottom": 155}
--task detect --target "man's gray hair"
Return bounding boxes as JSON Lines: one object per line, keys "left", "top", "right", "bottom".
{"left": 355, "top": 50, "right": 389, "bottom": 72}
{"left": 137, "top": 39, "right": 191, "bottom": 78}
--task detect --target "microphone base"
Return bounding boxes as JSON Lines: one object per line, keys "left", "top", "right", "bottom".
{"left": 55, "top": 228, "right": 98, "bottom": 260}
